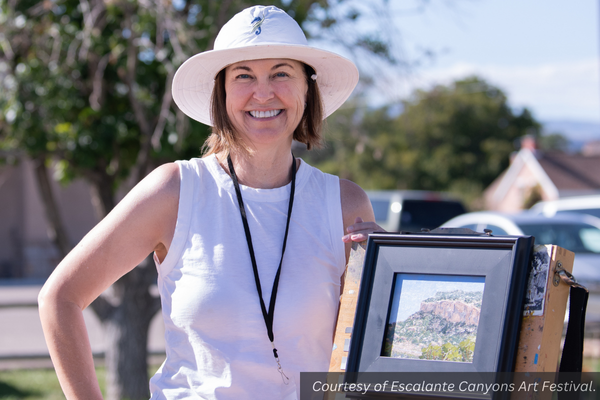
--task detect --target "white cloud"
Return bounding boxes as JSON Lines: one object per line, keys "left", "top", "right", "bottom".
{"left": 376, "top": 58, "right": 600, "bottom": 123}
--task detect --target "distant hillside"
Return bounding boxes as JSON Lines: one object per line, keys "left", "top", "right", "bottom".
{"left": 422, "top": 289, "right": 482, "bottom": 308}
{"left": 542, "top": 120, "right": 600, "bottom": 151}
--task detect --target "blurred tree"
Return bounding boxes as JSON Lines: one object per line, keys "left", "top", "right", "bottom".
{"left": 301, "top": 76, "right": 541, "bottom": 206}
{"left": 297, "top": 97, "right": 400, "bottom": 187}
{"left": 537, "top": 132, "right": 571, "bottom": 151}
{"left": 0, "top": 0, "right": 398, "bottom": 398}
{"left": 523, "top": 184, "right": 544, "bottom": 209}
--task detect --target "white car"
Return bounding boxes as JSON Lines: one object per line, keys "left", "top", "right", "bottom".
{"left": 441, "top": 211, "right": 600, "bottom": 293}
{"left": 530, "top": 195, "right": 600, "bottom": 219}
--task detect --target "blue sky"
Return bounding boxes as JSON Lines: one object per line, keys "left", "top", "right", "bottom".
{"left": 354, "top": 0, "right": 600, "bottom": 126}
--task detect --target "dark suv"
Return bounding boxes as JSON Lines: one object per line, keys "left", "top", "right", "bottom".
{"left": 367, "top": 190, "right": 467, "bottom": 233}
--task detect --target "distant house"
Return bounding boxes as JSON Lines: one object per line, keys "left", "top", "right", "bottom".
{"left": 0, "top": 154, "right": 98, "bottom": 280}
{"left": 484, "top": 137, "right": 600, "bottom": 212}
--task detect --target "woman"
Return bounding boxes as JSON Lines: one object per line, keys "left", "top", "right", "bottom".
{"left": 38, "top": 5, "right": 381, "bottom": 399}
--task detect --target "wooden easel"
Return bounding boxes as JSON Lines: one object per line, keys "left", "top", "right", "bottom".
{"left": 329, "top": 242, "right": 575, "bottom": 385}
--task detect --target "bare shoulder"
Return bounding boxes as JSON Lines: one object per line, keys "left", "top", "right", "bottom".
{"left": 340, "top": 179, "right": 374, "bottom": 223}
{"left": 118, "top": 163, "right": 181, "bottom": 223}
{"left": 127, "top": 163, "right": 180, "bottom": 253}
{"left": 135, "top": 162, "right": 180, "bottom": 201}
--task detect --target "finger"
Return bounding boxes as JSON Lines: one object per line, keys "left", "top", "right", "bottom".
{"left": 342, "top": 232, "right": 368, "bottom": 243}
{"left": 342, "top": 224, "right": 384, "bottom": 243}
{"left": 347, "top": 217, "right": 368, "bottom": 233}
{"left": 346, "top": 224, "right": 386, "bottom": 238}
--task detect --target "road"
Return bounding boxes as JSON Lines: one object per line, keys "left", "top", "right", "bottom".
{"left": 0, "top": 282, "right": 166, "bottom": 370}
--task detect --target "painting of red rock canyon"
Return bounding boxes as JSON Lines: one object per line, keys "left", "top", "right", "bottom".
{"left": 381, "top": 274, "right": 485, "bottom": 363}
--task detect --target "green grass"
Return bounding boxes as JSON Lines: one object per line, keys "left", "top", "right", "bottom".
{"left": 0, "top": 365, "right": 161, "bottom": 399}
{"left": 0, "top": 367, "right": 81, "bottom": 399}
{"left": 584, "top": 357, "right": 600, "bottom": 372}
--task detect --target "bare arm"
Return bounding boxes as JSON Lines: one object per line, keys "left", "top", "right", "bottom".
{"left": 38, "top": 163, "right": 180, "bottom": 399}
{"left": 334, "top": 179, "right": 383, "bottom": 330}
{"left": 339, "top": 179, "right": 382, "bottom": 263}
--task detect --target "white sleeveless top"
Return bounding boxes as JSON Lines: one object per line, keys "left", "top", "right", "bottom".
{"left": 149, "top": 155, "right": 346, "bottom": 399}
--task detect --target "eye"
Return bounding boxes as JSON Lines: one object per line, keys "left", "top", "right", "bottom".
{"left": 236, "top": 73, "right": 251, "bottom": 79}
{"left": 274, "top": 71, "right": 289, "bottom": 78}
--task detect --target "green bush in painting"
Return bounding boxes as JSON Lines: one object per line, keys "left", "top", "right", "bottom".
{"left": 420, "top": 336, "right": 476, "bottom": 362}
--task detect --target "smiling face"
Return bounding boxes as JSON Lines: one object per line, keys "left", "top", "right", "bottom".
{"left": 224, "top": 58, "right": 308, "bottom": 150}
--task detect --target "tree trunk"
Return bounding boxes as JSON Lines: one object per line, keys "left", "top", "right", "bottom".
{"left": 101, "top": 255, "right": 161, "bottom": 400}
{"left": 32, "top": 156, "right": 72, "bottom": 258}
{"left": 88, "top": 173, "right": 116, "bottom": 221}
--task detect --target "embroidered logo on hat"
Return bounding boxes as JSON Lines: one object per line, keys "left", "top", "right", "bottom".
{"left": 250, "top": 13, "right": 265, "bottom": 35}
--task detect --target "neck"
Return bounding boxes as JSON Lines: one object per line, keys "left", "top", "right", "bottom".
{"left": 218, "top": 148, "right": 296, "bottom": 189}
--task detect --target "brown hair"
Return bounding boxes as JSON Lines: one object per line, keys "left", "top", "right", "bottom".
{"left": 202, "top": 62, "right": 324, "bottom": 156}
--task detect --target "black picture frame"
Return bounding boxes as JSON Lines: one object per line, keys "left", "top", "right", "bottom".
{"left": 344, "top": 232, "right": 534, "bottom": 397}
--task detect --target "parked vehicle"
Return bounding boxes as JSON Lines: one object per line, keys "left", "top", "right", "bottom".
{"left": 367, "top": 190, "right": 467, "bottom": 233}
{"left": 441, "top": 211, "right": 600, "bottom": 293}
{"left": 530, "top": 195, "right": 600, "bottom": 219}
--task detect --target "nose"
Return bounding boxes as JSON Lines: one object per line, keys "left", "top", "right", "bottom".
{"left": 252, "top": 78, "right": 274, "bottom": 103}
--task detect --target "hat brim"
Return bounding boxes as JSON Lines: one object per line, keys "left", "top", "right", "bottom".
{"left": 172, "top": 44, "right": 359, "bottom": 126}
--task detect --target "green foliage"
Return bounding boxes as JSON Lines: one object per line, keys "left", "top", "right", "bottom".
{"left": 301, "top": 76, "right": 541, "bottom": 207}
{"left": 523, "top": 184, "right": 544, "bottom": 209}
{"left": 0, "top": 0, "right": 220, "bottom": 193}
{"left": 420, "top": 336, "right": 475, "bottom": 362}
{"left": 538, "top": 133, "right": 570, "bottom": 151}
{"left": 382, "top": 310, "right": 479, "bottom": 359}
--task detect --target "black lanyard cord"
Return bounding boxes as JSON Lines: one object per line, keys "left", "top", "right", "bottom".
{"left": 227, "top": 153, "right": 296, "bottom": 366}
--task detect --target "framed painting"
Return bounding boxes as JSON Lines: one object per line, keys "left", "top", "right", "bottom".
{"left": 344, "top": 232, "right": 534, "bottom": 398}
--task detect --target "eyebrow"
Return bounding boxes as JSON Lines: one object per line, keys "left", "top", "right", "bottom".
{"left": 230, "top": 62, "right": 296, "bottom": 73}
{"left": 230, "top": 66, "right": 252, "bottom": 72}
{"left": 272, "top": 62, "right": 295, "bottom": 70}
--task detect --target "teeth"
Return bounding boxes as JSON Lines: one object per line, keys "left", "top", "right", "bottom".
{"left": 250, "top": 110, "right": 282, "bottom": 118}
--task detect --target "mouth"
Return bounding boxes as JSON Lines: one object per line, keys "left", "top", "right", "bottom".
{"left": 248, "top": 109, "right": 283, "bottom": 119}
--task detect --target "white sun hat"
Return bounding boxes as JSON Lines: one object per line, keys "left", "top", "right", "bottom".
{"left": 171, "top": 5, "right": 359, "bottom": 126}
